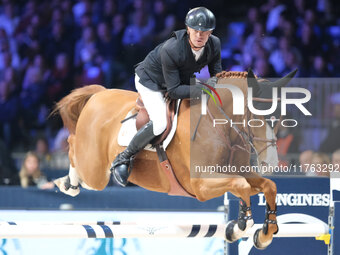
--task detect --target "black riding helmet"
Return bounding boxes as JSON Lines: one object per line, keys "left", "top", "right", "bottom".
{"left": 185, "top": 7, "right": 216, "bottom": 31}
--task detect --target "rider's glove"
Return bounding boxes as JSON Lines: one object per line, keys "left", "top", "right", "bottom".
{"left": 206, "top": 76, "right": 218, "bottom": 88}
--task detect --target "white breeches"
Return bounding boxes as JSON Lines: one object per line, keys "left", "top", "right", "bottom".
{"left": 135, "top": 74, "right": 167, "bottom": 136}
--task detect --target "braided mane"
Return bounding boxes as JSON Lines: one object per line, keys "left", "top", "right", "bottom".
{"left": 216, "top": 71, "right": 248, "bottom": 79}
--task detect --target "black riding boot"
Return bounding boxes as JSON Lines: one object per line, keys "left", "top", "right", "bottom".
{"left": 111, "top": 121, "right": 156, "bottom": 186}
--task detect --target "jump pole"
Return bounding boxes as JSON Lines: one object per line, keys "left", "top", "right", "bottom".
{"left": 0, "top": 223, "right": 329, "bottom": 239}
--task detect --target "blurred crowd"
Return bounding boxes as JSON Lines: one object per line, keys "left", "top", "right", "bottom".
{"left": 223, "top": 0, "right": 339, "bottom": 78}
{"left": 0, "top": 0, "right": 339, "bottom": 187}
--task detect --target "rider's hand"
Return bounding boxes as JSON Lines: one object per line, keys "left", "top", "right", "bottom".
{"left": 206, "top": 76, "right": 218, "bottom": 88}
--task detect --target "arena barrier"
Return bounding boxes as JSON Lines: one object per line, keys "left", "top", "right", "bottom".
{"left": 226, "top": 177, "right": 338, "bottom": 255}
{"left": 0, "top": 222, "right": 329, "bottom": 239}
{"left": 0, "top": 177, "right": 337, "bottom": 255}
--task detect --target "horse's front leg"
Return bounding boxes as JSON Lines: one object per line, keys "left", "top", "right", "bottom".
{"left": 246, "top": 174, "right": 278, "bottom": 249}
{"left": 190, "top": 176, "right": 254, "bottom": 242}
{"left": 225, "top": 195, "right": 254, "bottom": 242}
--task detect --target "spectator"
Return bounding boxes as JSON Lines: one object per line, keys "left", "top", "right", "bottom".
{"left": 17, "top": 24, "right": 41, "bottom": 68}
{"left": 74, "top": 26, "right": 97, "bottom": 69}
{"left": 292, "top": 0, "right": 307, "bottom": 25}
{"left": 72, "top": 0, "right": 93, "bottom": 26}
{"left": 35, "top": 136, "right": 52, "bottom": 170}
{"left": 331, "top": 149, "right": 340, "bottom": 189}
{"left": 152, "top": 0, "right": 176, "bottom": 45}
{"left": 299, "top": 150, "right": 314, "bottom": 173}
{"left": 47, "top": 53, "right": 72, "bottom": 106}
{"left": 15, "top": 1, "right": 38, "bottom": 38}
{"left": 22, "top": 54, "right": 50, "bottom": 89}
{"left": 111, "top": 13, "right": 126, "bottom": 61}
{"left": 122, "top": 10, "right": 155, "bottom": 47}
{"left": 19, "top": 151, "right": 53, "bottom": 189}
{"left": 254, "top": 57, "right": 277, "bottom": 77}
{"left": 95, "top": 21, "right": 115, "bottom": 86}
{"left": 260, "top": 0, "right": 286, "bottom": 34}
{"left": 243, "top": 22, "right": 276, "bottom": 68}
{"left": 302, "top": 9, "right": 321, "bottom": 38}
{"left": 110, "top": 13, "right": 127, "bottom": 87}
{"left": 309, "top": 152, "right": 330, "bottom": 177}
{"left": 297, "top": 22, "right": 321, "bottom": 69}
{"left": 269, "top": 36, "right": 301, "bottom": 75}
{"left": 51, "top": 127, "right": 69, "bottom": 169}
{"left": 243, "top": 7, "right": 260, "bottom": 38}
{"left": 277, "top": 125, "right": 300, "bottom": 166}
{"left": 0, "top": 138, "right": 19, "bottom": 185}
{"left": 43, "top": 21, "right": 74, "bottom": 67}
{"left": 20, "top": 66, "right": 47, "bottom": 128}
{"left": 0, "top": 37, "right": 20, "bottom": 72}
{"left": 319, "top": 93, "right": 340, "bottom": 153}
{"left": 74, "top": 25, "right": 103, "bottom": 87}
{"left": 332, "top": 149, "right": 340, "bottom": 165}
{"left": 0, "top": 3, "right": 19, "bottom": 37}
{"left": 282, "top": 51, "right": 301, "bottom": 76}
{"left": 0, "top": 67, "right": 20, "bottom": 148}
{"left": 94, "top": 0, "right": 118, "bottom": 24}
{"left": 309, "top": 55, "right": 332, "bottom": 77}
{"left": 122, "top": 9, "right": 155, "bottom": 68}
{"left": 61, "top": 0, "right": 75, "bottom": 29}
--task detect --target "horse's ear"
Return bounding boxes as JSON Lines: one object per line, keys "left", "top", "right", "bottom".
{"left": 273, "top": 69, "right": 298, "bottom": 88}
{"left": 247, "top": 69, "right": 260, "bottom": 95}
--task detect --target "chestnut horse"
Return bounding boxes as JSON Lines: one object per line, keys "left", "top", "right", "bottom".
{"left": 53, "top": 70, "right": 297, "bottom": 249}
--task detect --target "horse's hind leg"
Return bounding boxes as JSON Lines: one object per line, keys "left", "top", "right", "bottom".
{"left": 246, "top": 174, "right": 278, "bottom": 249}
{"left": 191, "top": 177, "right": 254, "bottom": 242}
{"left": 54, "top": 134, "right": 81, "bottom": 196}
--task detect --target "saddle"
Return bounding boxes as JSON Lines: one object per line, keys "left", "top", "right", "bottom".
{"left": 135, "top": 94, "right": 176, "bottom": 145}
{"left": 131, "top": 95, "right": 195, "bottom": 198}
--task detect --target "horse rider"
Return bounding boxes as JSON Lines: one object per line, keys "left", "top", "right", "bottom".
{"left": 111, "top": 7, "right": 222, "bottom": 186}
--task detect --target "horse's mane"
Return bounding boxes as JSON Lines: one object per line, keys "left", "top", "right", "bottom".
{"left": 216, "top": 71, "right": 248, "bottom": 79}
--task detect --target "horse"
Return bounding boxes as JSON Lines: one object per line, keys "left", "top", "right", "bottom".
{"left": 53, "top": 69, "right": 297, "bottom": 249}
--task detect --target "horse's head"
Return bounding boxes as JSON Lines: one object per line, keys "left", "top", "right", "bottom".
{"left": 247, "top": 69, "right": 298, "bottom": 168}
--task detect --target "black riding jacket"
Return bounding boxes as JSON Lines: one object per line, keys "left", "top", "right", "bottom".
{"left": 135, "top": 29, "right": 222, "bottom": 99}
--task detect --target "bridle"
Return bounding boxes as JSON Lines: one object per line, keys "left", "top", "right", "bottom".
{"left": 202, "top": 95, "right": 280, "bottom": 167}
{"left": 247, "top": 97, "right": 281, "bottom": 158}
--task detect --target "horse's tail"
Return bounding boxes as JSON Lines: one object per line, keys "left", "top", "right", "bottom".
{"left": 51, "top": 85, "right": 106, "bottom": 134}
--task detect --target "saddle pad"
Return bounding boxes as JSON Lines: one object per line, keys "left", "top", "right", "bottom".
{"left": 117, "top": 100, "right": 181, "bottom": 151}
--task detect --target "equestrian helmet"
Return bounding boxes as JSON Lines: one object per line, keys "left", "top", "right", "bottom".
{"left": 185, "top": 7, "right": 216, "bottom": 31}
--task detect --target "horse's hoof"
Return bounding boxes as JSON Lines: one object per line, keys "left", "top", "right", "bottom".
{"left": 253, "top": 228, "right": 272, "bottom": 250}
{"left": 225, "top": 220, "right": 237, "bottom": 243}
{"left": 54, "top": 176, "right": 80, "bottom": 197}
